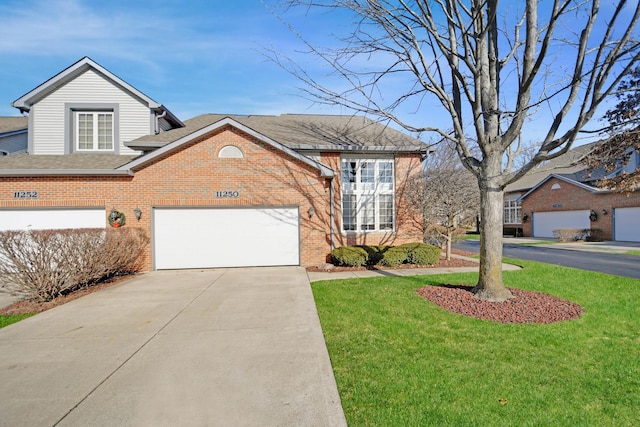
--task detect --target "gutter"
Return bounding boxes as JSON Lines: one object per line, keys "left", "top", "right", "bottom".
{"left": 0, "top": 169, "right": 134, "bottom": 177}
{"left": 329, "top": 176, "right": 335, "bottom": 250}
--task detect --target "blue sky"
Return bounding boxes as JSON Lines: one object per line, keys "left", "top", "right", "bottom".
{"left": 0, "top": 0, "right": 349, "bottom": 119}
{"left": 0, "top": 0, "right": 634, "bottom": 147}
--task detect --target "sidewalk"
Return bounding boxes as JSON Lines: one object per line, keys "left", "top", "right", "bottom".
{"left": 307, "top": 254, "right": 522, "bottom": 282}
{"left": 503, "top": 237, "right": 640, "bottom": 254}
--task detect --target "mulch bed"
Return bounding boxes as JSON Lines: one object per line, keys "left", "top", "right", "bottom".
{"left": 416, "top": 285, "right": 584, "bottom": 324}
{"left": 0, "top": 275, "right": 135, "bottom": 315}
{"left": 305, "top": 249, "right": 479, "bottom": 272}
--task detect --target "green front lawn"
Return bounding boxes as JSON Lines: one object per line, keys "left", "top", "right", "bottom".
{"left": 312, "top": 260, "right": 640, "bottom": 426}
{"left": 0, "top": 313, "right": 35, "bottom": 329}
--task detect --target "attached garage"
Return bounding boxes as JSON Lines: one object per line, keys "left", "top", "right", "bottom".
{"left": 0, "top": 208, "right": 105, "bottom": 231}
{"left": 153, "top": 207, "right": 300, "bottom": 270}
{"left": 532, "top": 210, "right": 590, "bottom": 238}
{"left": 614, "top": 207, "right": 640, "bottom": 242}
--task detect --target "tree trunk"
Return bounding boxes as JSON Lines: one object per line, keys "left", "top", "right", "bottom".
{"left": 473, "top": 172, "right": 514, "bottom": 302}
{"left": 446, "top": 232, "right": 452, "bottom": 261}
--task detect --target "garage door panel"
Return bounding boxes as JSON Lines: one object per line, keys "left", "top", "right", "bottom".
{"left": 0, "top": 209, "right": 105, "bottom": 231}
{"left": 614, "top": 207, "right": 640, "bottom": 242}
{"left": 533, "top": 210, "right": 590, "bottom": 238}
{"left": 154, "top": 207, "right": 300, "bottom": 270}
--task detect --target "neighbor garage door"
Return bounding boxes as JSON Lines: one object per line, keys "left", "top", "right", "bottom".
{"left": 614, "top": 207, "right": 640, "bottom": 242}
{"left": 154, "top": 207, "right": 300, "bottom": 270}
{"left": 533, "top": 210, "right": 590, "bottom": 238}
{"left": 0, "top": 208, "right": 105, "bottom": 231}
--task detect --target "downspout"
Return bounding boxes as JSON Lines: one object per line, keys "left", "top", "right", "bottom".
{"left": 329, "top": 176, "right": 335, "bottom": 250}
{"left": 154, "top": 109, "right": 167, "bottom": 135}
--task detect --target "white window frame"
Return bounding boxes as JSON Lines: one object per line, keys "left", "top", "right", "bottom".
{"left": 74, "top": 111, "right": 114, "bottom": 152}
{"left": 341, "top": 158, "right": 395, "bottom": 232}
{"left": 503, "top": 195, "right": 522, "bottom": 225}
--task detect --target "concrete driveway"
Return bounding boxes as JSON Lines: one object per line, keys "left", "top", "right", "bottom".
{"left": 0, "top": 267, "right": 346, "bottom": 427}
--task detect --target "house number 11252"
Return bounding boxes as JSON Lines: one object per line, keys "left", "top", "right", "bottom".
{"left": 215, "top": 191, "right": 239, "bottom": 198}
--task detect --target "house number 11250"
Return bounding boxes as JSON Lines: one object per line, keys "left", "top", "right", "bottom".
{"left": 215, "top": 191, "right": 239, "bottom": 198}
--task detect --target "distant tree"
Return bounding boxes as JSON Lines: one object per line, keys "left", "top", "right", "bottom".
{"left": 407, "top": 143, "right": 479, "bottom": 260}
{"left": 585, "top": 67, "right": 640, "bottom": 192}
{"left": 273, "top": 0, "right": 640, "bottom": 301}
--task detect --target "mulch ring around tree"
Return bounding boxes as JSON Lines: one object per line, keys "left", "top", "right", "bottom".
{"left": 417, "top": 285, "right": 584, "bottom": 324}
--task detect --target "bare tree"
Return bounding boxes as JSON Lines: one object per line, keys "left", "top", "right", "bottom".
{"left": 272, "top": 0, "right": 640, "bottom": 301}
{"left": 407, "top": 143, "right": 479, "bottom": 260}
{"left": 584, "top": 66, "right": 640, "bottom": 192}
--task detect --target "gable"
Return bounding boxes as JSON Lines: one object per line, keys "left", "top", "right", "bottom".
{"left": 518, "top": 174, "right": 598, "bottom": 202}
{"left": 11, "top": 57, "right": 183, "bottom": 156}
{"left": 120, "top": 118, "right": 334, "bottom": 178}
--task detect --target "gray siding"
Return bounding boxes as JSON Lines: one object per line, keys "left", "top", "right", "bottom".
{"left": 0, "top": 132, "right": 28, "bottom": 155}
{"left": 30, "top": 70, "right": 151, "bottom": 155}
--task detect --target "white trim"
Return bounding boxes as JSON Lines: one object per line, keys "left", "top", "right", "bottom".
{"left": 340, "top": 157, "right": 395, "bottom": 232}
{"left": 12, "top": 57, "right": 161, "bottom": 111}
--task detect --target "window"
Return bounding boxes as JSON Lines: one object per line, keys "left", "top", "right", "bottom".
{"left": 219, "top": 145, "right": 244, "bottom": 158}
{"left": 341, "top": 158, "right": 395, "bottom": 232}
{"left": 75, "top": 112, "right": 114, "bottom": 151}
{"left": 504, "top": 198, "right": 522, "bottom": 224}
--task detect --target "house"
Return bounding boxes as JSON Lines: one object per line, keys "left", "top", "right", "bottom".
{"left": 0, "top": 57, "right": 427, "bottom": 270}
{"left": 503, "top": 142, "right": 640, "bottom": 242}
{"left": 0, "top": 116, "right": 28, "bottom": 155}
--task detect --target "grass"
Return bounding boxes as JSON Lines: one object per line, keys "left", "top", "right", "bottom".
{"left": 624, "top": 250, "right": 640, "bottom": 256}
{"left": 458, "top": 234, "right": 480, "bottom": 241}
{"left": 516, "top": 240, "right": 558, "bottom": 245}
{"left": 312, "top": 259, "right": 640, "bottom": 426}
{"left": 0, "top": 313, "right": 35, "bottom": 329}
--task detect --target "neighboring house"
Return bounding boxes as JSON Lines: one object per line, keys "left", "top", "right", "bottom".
{"left": 503, "top": 142, "right": 640, "bottom": 242}
{"left": 0, "top": 58, "right": 427, "bottom": 270}
{"left": 0, "top": 116, "right": 28, "bottom": 155}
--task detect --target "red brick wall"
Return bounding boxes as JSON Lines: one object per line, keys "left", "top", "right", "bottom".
{"left": 520, "top": 177, "right": 640, "bottom": 239}
{"left": 0, "top": 125, "right": 424, "bottom": 269}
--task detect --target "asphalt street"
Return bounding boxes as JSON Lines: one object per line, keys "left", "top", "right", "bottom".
{"left": 454, "top": 240, "right": 640, "bottom": 279}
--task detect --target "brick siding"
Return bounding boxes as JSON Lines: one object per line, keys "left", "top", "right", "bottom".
{"left": 0, "top": 125, "right": 424, "bottom": 269}
{"left": 520, "top": 176, "right": 640, "bottom": 239}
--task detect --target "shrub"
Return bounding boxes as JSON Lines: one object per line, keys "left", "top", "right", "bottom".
{"left": 355, "top": 245, "right": 390, "bottom": 265}
{"left": 331, "top": 246, "right": 368, "bottom": 267}
{"left": 378, "top": 247, "right": 408, "bottom": 267}
{"left": 0, "top": 228, "right": 149, "bottom": 302}
{"left": 405, "top": 243, "right": 441, "bottom": 265}
{"left": 553, "top": 228, "right": 584, "bottom": 242}
{"left": 583, "top": 228, "right": 604, "bottom": 242}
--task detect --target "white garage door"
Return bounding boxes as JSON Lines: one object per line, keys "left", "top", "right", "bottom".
{"left": 154, "top": 207, "right": 300, "bottom": 270}
{"left": 533, "top": 210, "right": 590, "bottom": 238}
{"left": 0, "top": 208, "right": 105, "bottom": 231}
{"left": 614, "top": 207, "right": 640, "bottom": 242}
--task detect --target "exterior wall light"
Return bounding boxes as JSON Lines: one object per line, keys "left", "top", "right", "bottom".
{"left": 133, "top": 207, "right": 142, "bottom": 221}
{"left": 308, "top": 206, "right": 315, "bottom": 218}
{"left": 602, "top": 209, "right": 608, "bottom": 215}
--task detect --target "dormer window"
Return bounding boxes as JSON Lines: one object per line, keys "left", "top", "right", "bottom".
{"left": 75, "top": 111, "right": 114, "bottom": 151}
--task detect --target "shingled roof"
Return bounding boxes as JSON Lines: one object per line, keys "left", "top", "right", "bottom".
{"left": 127, "top": 114, "right": 427, "bottom": 152}
{"left": 0, "top": 154, "right": 138, "bottom": 176}
{"left": 0, "top": 116, "right": 28, "bottom": 135}
{"left": 505, "top": 142, "right": 601, "bottom": 193}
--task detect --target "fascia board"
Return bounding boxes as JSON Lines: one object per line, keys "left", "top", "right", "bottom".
{"left": 12, "top": 57, "right": 162, "bottom": 111}
{"left": 0, "top": 169, "right": 134, "bottom": 177}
